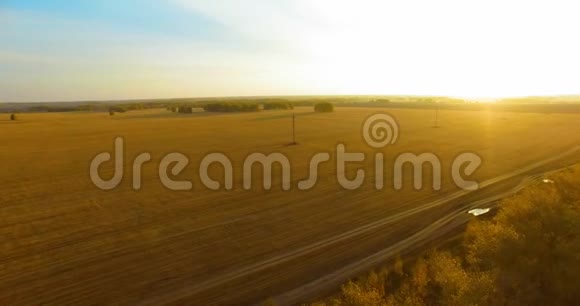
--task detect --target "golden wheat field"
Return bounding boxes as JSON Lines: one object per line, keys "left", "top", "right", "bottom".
{"left": 0, "top": 107, "right": 579, "bottom": 305}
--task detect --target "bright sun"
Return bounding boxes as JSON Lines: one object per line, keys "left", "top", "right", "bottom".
{"left": 294, "top": 0, "right": 579, "bottom": 98}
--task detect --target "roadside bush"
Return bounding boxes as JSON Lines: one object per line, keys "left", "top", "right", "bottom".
{"left": 314, "top": 102, "right": 334, "bottom": 112}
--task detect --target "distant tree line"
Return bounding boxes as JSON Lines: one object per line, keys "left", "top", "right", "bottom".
{"left": 203, "top": 102, "right": 261, "bottom": 112}
{"left": 263, "top": 102, "right": 294, "bottom": 110}
{"left": 20, "top": 96, "right": 579, "bottom": 116}
{"left": 177, "top": 106, "right": 194, "bottom": 113}
{"left": 28, "top": 106, "right": 80, "bottom": 112}
{"left": 108, "top": 106, "right": 127, "bottom": 113}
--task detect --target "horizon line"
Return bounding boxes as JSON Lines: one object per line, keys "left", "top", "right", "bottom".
{"left": 4, "top": 93, "right": 580, "bottom": 104}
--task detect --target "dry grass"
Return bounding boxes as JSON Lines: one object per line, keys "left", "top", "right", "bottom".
{"left": 0, "top": 107, "right": 579, "bottom": 304}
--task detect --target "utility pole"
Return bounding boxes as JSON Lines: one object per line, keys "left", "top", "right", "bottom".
{"left": 291, "top": 113, "right": 297, "bottom": 145}
{"left": 434, "top": 103, "right": 440, "bottom": 128}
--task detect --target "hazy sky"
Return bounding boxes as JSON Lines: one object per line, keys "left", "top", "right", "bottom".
{"left": 1, "top": 0, "right": 579, "bottom": 102}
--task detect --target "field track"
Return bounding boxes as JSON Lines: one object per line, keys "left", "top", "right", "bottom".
{"left": 143, "top": 146, "right": 580, "bottom": 305}
{"left": 273, "top": 147, "right": 580, "bottom": 305}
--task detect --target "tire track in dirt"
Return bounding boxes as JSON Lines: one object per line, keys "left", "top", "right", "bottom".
{"left": 141, "top": 145, "right": 580, "bottom": 305}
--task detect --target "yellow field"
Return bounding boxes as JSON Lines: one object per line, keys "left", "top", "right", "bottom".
{"left": 0, "top": 107, "right": 579, "bottom": 305}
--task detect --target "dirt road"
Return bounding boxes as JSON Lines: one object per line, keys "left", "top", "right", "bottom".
{"left": 142, "top": 146, "right": 580, "bottom": 305}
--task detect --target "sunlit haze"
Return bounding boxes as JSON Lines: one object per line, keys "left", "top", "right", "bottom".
{"left": 1, "top": 0, "right": 579, "bottom": 102}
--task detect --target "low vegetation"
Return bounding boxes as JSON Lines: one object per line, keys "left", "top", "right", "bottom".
{"left": 309, "top": 165, "right": 580, "bottom": 306}
{"left": 314, "top": 102, "right": 334, "bottom": 112}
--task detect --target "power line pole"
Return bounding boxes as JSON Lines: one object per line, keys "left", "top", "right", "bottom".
{"left": 291, "top": 112, "right": 297, "bottom": 145}
{"left": 434, "top": 103, "right": 440, "bottom": 128}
